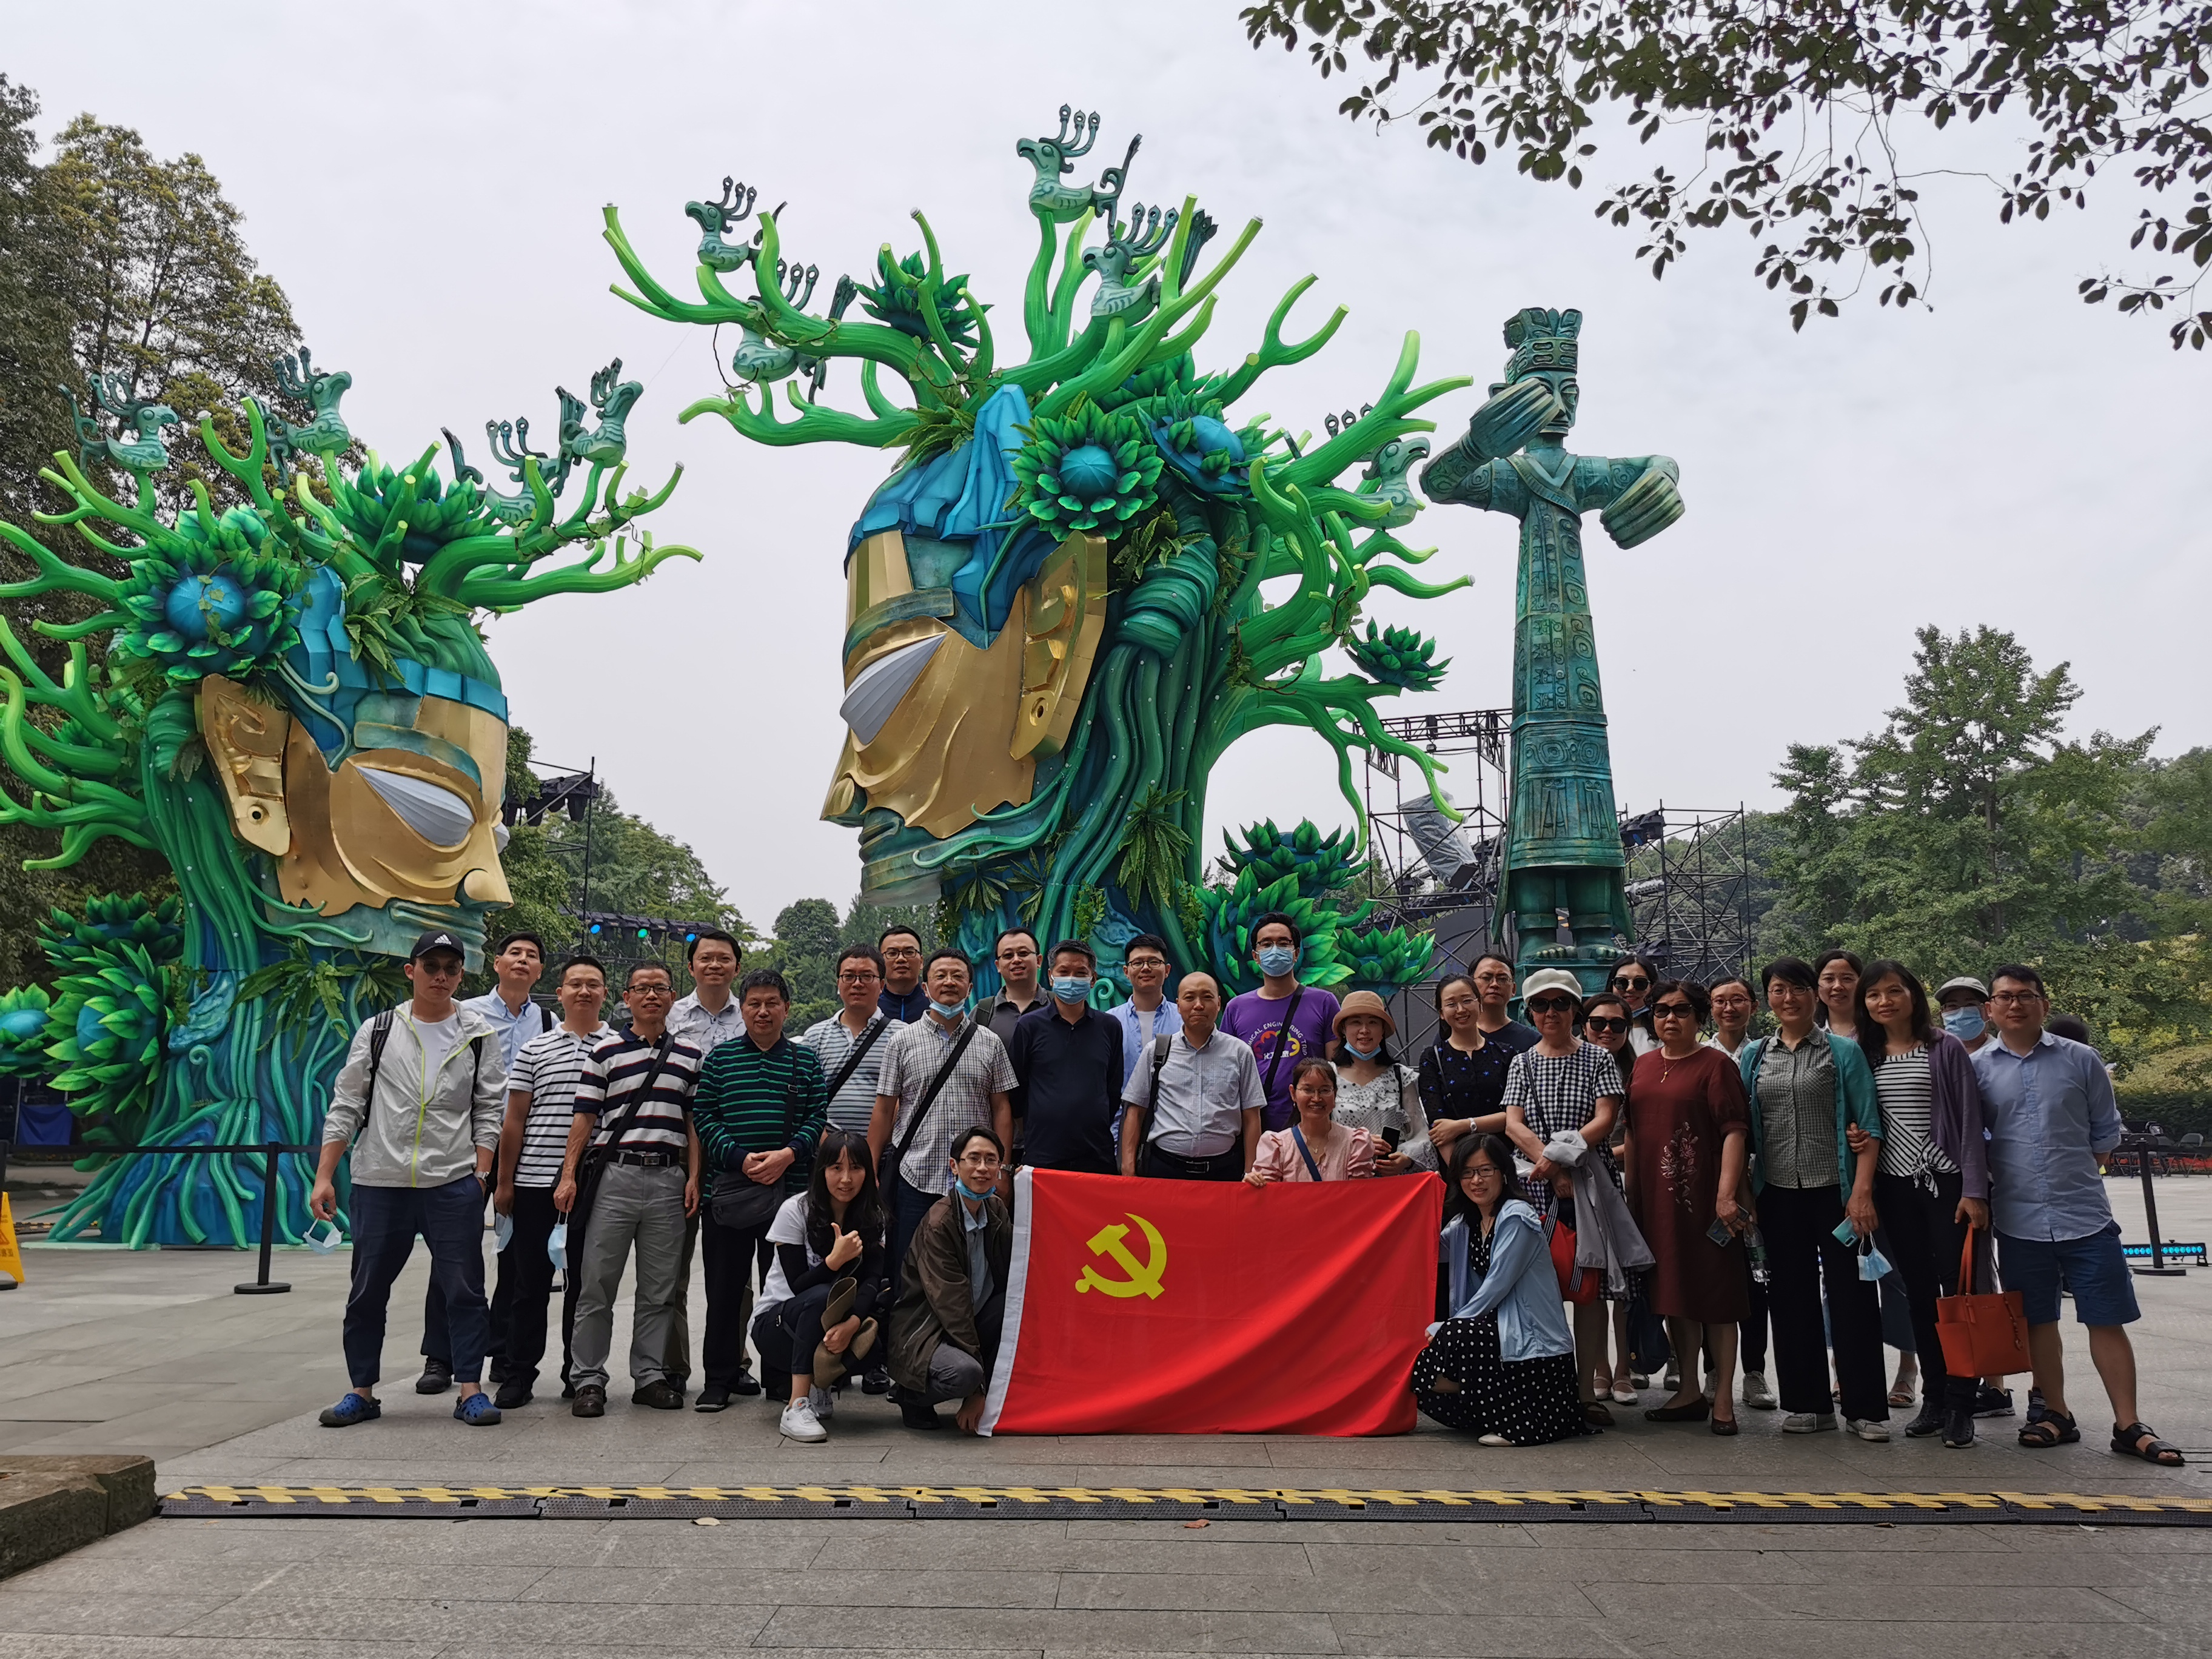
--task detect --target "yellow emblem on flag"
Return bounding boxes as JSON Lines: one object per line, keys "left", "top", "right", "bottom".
{"left": 1074, "top": 1213, "right": 1166, "bottom": 1299}
{"left": 0, "top": 1192, "right": 24, "bottom": 1287}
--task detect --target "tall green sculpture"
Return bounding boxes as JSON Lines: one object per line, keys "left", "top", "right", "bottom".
{"left": 604, "top": 110, "right": 1466, "bottom": 991}
{"left": 0, "top": 348, "right": 699, "bottom": 1245}
{"left": 1421, "top": 308, "right": 1684, "bottom": 990}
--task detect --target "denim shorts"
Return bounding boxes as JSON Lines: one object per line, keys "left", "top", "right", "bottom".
{"left": 1996, "top": 1222, "right": 2140, "bottom": 1327}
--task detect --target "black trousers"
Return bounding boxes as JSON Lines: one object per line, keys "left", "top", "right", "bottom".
{"left": 1875, "top": 1170, "right": 1977, "bottom": 1412}
{"left": 491, "top": 1187, "right": 561, "bottom": 1389}
{"left": 701, "top": 1209, "right": 772, "bottom": 1392}
{"left": 1760, "top": 1182, "right": 1888, "bottom": 1422}
{"left": 886, "top": 1167, "right": 939, "bottom": 1311}
{"left": 752, "top": 1281, "right": 835, "bottom": 1400}
{"left": 419, "top": 1187, "right": 501, "bottom": 1375}
{"left": 1740, "top": 1248, "right": 1771, "bottom": 1373}
{"left": 1139, "top": 1143, "right": 1244, "bottom": 1181}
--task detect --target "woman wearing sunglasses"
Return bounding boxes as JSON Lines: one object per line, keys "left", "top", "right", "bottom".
{"left": 1609, "top": 959, "right": 1661, "bottom": 1055}
{"left": 1623, "top": 979, "right": 1752, "bottom": 1432}
{"left": 1499, "top": 968, "right": 1634, "bottom": 1427}
{"left": 1579, "top": 990, "right": 1642, "bottom": 1404}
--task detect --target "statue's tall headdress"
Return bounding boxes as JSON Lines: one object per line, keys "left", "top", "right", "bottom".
{"left": 1503, "top": 307, "right": 1581, "bottom": 379}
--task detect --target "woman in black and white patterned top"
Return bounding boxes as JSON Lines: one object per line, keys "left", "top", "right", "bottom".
{"left": 1499, "top": 969, "right": 1629, "bottom": 1427}
{"left": 1848, "top": 960, "right": 1992, "bottom": 1448}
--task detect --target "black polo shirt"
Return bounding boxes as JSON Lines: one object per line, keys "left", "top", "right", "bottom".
{"left": 1006, "top": 1002, "right": 1123, "bottom": 1175}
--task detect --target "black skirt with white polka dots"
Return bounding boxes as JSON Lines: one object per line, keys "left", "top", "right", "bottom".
{"left": 1412, "top": 1316, "right": 1586, "bottom": 1443}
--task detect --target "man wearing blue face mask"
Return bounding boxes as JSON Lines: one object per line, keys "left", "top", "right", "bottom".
{"left": 1221, "top": 912, "right": 1342, "bottom": 1133}
{"left": 1934, "top": 978, "right": 1992, "bottom": 1055}
{"left": 1007, "top": 940, "right": 1124, "bottom": 1178}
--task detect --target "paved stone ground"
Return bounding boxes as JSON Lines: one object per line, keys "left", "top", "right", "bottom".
{"left": 5, "top": 1176, "right": 2212, "bottom": 1655}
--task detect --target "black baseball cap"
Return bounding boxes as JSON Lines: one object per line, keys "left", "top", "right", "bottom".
{"left": 408, "top": 929, "right": 467, "bottom": 964}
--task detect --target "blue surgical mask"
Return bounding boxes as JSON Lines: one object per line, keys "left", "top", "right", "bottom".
{"left": 1051, "top": 975, "right": 1092, "bottom": 1004}
{"left": 1346, "top": 1041, "right": 1382, "bottom": 1061}
{"left": 930, "top": 997, "right": 968, "bottom": 1019}
{"left": 1256, "top": 945, "right": 1298, "bottom": 977}
{"left": 1942, "top": 1007, "right": 1985, "bottom": 1040}
{"left": 953, "top": 1175, "right": 997, "bottom": 1202}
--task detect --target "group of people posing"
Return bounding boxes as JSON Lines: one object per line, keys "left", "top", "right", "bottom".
{"left": 305, "top": 917, "right": 2182, "bottom": 1466}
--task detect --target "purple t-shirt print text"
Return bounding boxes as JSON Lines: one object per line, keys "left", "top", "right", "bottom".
{"left": 1221, "top": 986, "right": 1343, "bottom": 1131}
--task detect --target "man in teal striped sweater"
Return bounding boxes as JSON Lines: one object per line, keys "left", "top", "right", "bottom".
{"left": 691, "top": 968, "right": 828, "bottom": 1411}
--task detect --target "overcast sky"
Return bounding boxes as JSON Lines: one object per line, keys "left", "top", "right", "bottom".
{"left": 12, "top": 1, "right": 2209, "bottom": 933}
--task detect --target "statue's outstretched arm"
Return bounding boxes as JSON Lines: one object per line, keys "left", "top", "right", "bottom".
{"left": 1593, "top": 455, "right": 1685, "bottom": 549}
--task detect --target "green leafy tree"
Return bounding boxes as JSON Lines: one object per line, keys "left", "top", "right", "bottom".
{"left": 1242, "top": 0, "right": 2212, "bottom": 349}
{"left": 1767, "top": 623, "right": 2166, "bottom": 991}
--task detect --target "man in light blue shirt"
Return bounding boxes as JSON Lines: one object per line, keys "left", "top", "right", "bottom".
{"left": 1974, "top": 963, "right": 2182, "bottom": 1466}
{"left": 1106, "top": 933, "right": 1179, "bottom": 1091}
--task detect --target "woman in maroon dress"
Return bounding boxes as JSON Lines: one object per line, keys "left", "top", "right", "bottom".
{"left": 1623, "top": 979, "right": 1752, "bottom": 1433}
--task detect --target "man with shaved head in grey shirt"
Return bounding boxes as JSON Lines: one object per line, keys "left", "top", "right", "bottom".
{"left": 1118, "top": 972, "right": 1265, "bottom": 1181}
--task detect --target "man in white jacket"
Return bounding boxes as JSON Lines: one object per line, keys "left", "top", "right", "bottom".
{"left": 310, "top": 930, "right": 508, "bottom": 1427}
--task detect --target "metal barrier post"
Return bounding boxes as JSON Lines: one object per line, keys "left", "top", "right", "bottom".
{"left": 2135, "top": 1141, "right": 2186, "bottom": 1278}
{"left": 234, "top": 1140, "right": 292, "bottom": 1295}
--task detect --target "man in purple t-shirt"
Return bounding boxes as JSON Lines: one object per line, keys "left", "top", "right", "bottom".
{"left": 1219, "top": 911, "right": 1341, "bottom": 1131}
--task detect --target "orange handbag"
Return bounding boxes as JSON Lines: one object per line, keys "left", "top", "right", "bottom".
{"left": 1935, "top": 1224, "right": 2033, "bottom": 1378}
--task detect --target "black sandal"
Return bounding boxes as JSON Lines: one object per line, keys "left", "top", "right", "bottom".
{"left": 2019, "top": 1410, "right": 2079, "bottom": 1448}
{"left": 2112, "top": 1421, "right": 2186, "bottom": 1466}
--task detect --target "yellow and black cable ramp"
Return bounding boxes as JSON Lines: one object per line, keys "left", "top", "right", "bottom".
{"left": 159, "top": 1484, "right": 2212, "bottom": 1527}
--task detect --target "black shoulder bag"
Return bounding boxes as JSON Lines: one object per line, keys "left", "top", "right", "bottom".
{"left": 1258, "top": 987, "right": 1309, "bottom": 1102}
{"left": 888, "top": 1019, "right": 981, "bottom": 1184}
{"left": 822, "top": 1012, "right": 891, "bottom": 1103}
{"left": 569, "top": 1034, "right": 675, "bottom": 1239}
{"left": 1128, "top": 1031, "right": 1176, "bottom": 1150}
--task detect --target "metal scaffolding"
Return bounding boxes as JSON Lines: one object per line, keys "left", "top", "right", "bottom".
{"left": 1619, "top": 802, "right": 1755, "bottom": 987}
{"left": 1358, "top": 714, "right": 1754, "bottom": 1051}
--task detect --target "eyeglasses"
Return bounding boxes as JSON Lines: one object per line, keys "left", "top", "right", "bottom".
{"left": 882, "top": 945, "right": 922, "bottom": 959}
{"left": 628, "top": 985, "right": 672, "bottom": 998}
{"left": 1583, "top": 1016, "right": 1629, "bottom": 1034}
{"left": 1526, "top": 996, "right": 1577, "bottom": 1015}
{"left": 997, "top": 947, "right": 1037, "bottom": 960}
{"left": 1651, "top": 1002, "right": 1697, "bottom": 1021}
{"left": 1127, "top": 956, "right": 1167, "bottom": 970}
{"left": 1464, "top": 1164, "right": 1501, "bottom": 1180}
{"left": 836, "top": 970, "right": 881, "bottom": 984}
{"left": 1989, "top": 991, "right": 2045, "bottom": 1005}
{"left": 1612, "top": 975, "right": 1649, "bottom": 990}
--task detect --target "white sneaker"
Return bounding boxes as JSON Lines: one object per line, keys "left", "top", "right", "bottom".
{"left": 778, "top": 1399, "right": 827, "bottom": 1443}
{"left": 1846, "top": 1417, "right": 1891, "bottom": 1443}
{"left": 1782, "top": 1411, "right": 1837, "bottom": 1433}
{"left": 1742, "top": 1370, "right": 1777, "bottom": 1410}
{"left": 808, "top": 1384, "right": 835, "bottom": 1421}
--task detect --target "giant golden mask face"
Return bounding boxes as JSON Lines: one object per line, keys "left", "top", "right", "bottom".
{"left": 198, "top": 675, "right": 511, "bottom": 954}
{"left": 822, "top": 527, "right": 1108, "bottom": 902}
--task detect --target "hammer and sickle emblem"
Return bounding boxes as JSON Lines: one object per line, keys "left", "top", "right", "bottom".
{"left": 1074, "top": 1213, "right": 1167, "bottom": 1299}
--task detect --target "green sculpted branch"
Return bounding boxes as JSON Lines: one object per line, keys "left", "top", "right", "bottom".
{"left": 606, "top": 110, "right": 1477, "bottom": 994}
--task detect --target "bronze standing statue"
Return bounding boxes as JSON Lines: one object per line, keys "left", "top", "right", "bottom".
{"left": 1421, "top": 308, "right": 1685, "bottom": 990}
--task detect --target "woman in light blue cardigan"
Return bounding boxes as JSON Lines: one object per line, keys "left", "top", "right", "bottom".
{"left": 1410, "top": 1133, "right": 1586, "bottom": 1444}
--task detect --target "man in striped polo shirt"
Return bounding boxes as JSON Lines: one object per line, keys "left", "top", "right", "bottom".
{"left": 553, "top": 964, "right": 703, "bottom": 1418}
{"left": 691, "top": 967, "right": 828, "bottom": 1412}
{"left": 490, "top": 955, "right": 613, "bottom": 1409}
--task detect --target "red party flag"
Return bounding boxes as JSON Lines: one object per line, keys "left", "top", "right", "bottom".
{"left": 981, "top": 1166, "right": 1443, "bottom": 1436}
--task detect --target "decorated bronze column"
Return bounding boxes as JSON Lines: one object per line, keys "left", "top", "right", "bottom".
{"left": 1421, "top": 308, "right": 1686, "bottom": 992}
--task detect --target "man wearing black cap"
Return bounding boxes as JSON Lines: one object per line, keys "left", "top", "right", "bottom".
{"left": 310, "top": 931, "right": 509, "bottom": 1428}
